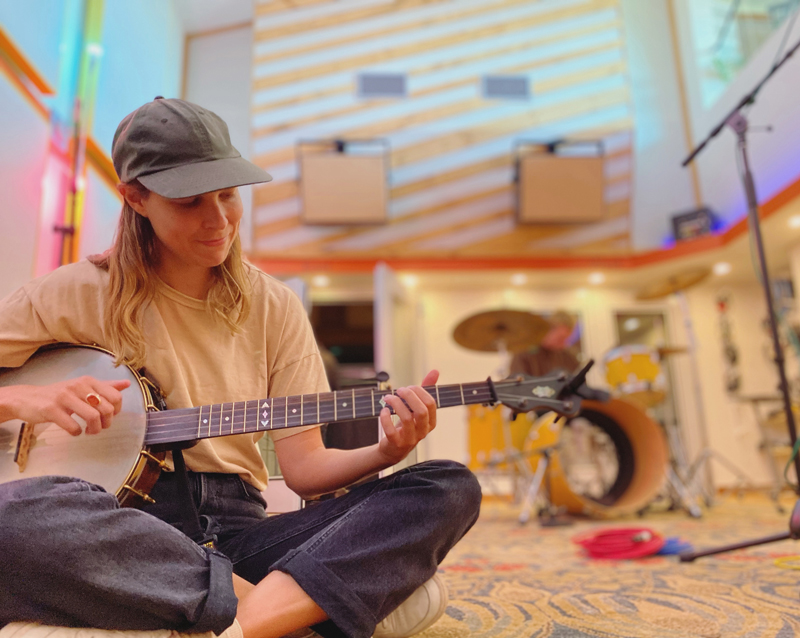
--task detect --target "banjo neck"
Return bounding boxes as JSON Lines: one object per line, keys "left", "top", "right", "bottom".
{"left": 144, "top": 383, "right": 496, "bottom": 447}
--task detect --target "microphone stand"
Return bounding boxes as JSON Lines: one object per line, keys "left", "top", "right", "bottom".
{"left": 679, "top": 34, "right": 800, "bottom": 562}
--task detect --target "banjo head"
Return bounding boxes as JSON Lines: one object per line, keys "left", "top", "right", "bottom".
{"left": 0, "top": 345, "right": 148, "bottom": 496}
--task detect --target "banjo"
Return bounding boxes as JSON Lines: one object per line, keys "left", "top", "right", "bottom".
{"left": 0, "top": 344, "right": 603, "bottom": 507}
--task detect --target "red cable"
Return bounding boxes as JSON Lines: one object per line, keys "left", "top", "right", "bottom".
{"left": 572, "top": 527, "right": 665, "bottom": 559}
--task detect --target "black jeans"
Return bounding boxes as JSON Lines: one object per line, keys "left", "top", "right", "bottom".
{"left": 0, "top": 476, "right": 236, "bottom": 634}
{"left": 143, "top": 460, "right": 482, "bottom": 638}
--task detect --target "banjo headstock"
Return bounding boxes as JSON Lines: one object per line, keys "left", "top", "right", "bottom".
{"left": 491, "top": 360, "right": 609, "bottom": 416}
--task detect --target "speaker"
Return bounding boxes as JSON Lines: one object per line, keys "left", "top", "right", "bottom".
{"left": 516, "top": 149, "right": 606, "bottom": 224}
{"left": 298, "top": 142, "right": 388, "bottom": 225}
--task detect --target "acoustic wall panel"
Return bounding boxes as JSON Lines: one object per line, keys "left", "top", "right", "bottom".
{"left": 518, "top": 155, "right": 605, "bottom": 223}
{"left": 300, "top": 152, "right": 388, "bottom": 225}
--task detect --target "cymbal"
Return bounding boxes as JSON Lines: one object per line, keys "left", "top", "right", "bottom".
{"left": 635, "top": 267, "right": 711, "bottom": 301}
{"left": 453, "top": 309, "right": 551, "bottom": 353}
{"left": 657, "top": 345, "right": 688, "bottom": 357}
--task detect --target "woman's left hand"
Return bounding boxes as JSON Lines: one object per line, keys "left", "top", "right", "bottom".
{"left": 377, "top": 369, "right": 439, "bottom": 465}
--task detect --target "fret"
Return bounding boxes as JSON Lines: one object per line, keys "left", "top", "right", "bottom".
{"left": 440, "top": 384, "right": 465, "bottom": 408}
{"left": 197, "top": 405, "right": 203, "bottom": 439}
{"left": 435, "top": 385, "right": 440, "bottom": 408}
{"left": 353, "top": 388, "right": 372, "bottom": 420}
{"left": 230, "top": 402, "right": 235, "bottom": 435}
{"left": 301, "top": 394, "right": 304, "bottom": 425}
{"left": 243, "top": 400, "right": 247, "bottom": 434}
{"left": 286, "top": 395, "right": 302, "bottom": 428}
{"left": 334, "top": 391, "right": 338, "bottom": 422}
{"left": 204, "top": 405, "right": 211, "bottom": 436}
{"left": 336, "top": 392, "right": 352, "bottom": 421}
{"left": 320, "top": 391, "right": 336, "bottom": 423}
{"left": 302, "top": 393, "right": 317, "bottom": 425}
{"left": 317, "top": 393, "right": 320, "bottom": 424}
{"left": 271, "top": 396, "right": 283, "bottom": 429}
{"left": 459, "top": 384, "right": 465, "bottom": 405}
{"left": 371, "top": 388, "right": 376, "bottom": 416}
{"left": 285, "top": 396, "right": 289, "bottom": 428}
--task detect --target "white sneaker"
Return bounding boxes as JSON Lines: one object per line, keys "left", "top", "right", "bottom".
{"left": 373, "top": 574, "right": 449, "bottom": 638}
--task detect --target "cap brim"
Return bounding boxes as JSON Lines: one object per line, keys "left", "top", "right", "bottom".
{"left": 138, "top": 156, "right": 273, "bottom": 198}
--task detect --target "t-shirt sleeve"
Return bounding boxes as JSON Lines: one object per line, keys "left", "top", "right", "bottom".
{"left": 0, "top": 262, "right": 108, "bottom": 369}
{"left": 266, "top": 286, "right": 331, "bottom": 442}
{"left": 0, "top": 286, "right": 58, "bottom": 368}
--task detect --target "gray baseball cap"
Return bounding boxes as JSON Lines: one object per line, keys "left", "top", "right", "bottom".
{"left": 112, "top": 97, "right": 272, "bottom": 198}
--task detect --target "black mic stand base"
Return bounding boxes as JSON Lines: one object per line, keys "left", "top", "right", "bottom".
{"left": 679, "top": 499, "right": 800, "bottom": 562}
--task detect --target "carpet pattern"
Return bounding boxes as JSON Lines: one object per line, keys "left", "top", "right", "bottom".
{"left": 425, "top": 494, "right": 800, "bottom": 638}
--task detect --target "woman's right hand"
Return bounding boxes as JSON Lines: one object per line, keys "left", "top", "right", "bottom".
{"left": 0, "top": 376, "right": 131, "bottom": 436}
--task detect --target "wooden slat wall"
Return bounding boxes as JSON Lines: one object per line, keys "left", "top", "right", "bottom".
{"left": 251, "top": 0, "right": 633, "bottom": 260}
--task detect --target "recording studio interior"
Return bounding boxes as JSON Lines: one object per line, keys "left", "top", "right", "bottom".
{"left": 6, "top": 1, "right": 800, "bottom": 637}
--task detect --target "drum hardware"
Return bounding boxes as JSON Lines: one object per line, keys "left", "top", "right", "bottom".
{"left": 603, "top": 345, "right": 667, "bottom": 409}
{"left": 495, "top": 411, "right": 571, "bottom": 526}
{"left": 469, "top": 396, "right": 671, "bottom": 523}
{"left": 656, "top": 345, "right": 688, "bottom": 357}
{"left": 634, "top": 268, "right": 711, "bottom": 302}
{"left": 455, "top": 308, "right": 557, "bottom": 511}
{"left": 515, "top": 413, "right": 591, "bottom": 528}
{"left": 452, "top": 309, "right": 551, "bottom": 354}
{"left": 543, "top": 398, "right": 670, "bottom": 518}
{"left": 601, "top": 342, "right": 701, "bottom": 517}
{"left": 635, "top": 269, "right": 756, "bottom": 514}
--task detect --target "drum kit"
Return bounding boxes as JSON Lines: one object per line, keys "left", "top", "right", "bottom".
{"left": 456, "top": 309, "right": 671, "bottom": 523}
{"left": 454, "top": 268, "right": 749, "bottom": 523}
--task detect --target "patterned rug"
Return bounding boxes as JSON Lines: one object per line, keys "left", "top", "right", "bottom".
{"left": 425, "top": 493, "right": 800, "bottom": 638}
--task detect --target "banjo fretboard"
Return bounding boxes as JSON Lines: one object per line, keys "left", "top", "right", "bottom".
{"left": 143, "top": 382, "right": 495, "bottom": 446}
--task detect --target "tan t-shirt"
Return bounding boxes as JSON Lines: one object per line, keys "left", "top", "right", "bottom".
{"left": 0, "top": 260, "right": 329, "bottom": 490}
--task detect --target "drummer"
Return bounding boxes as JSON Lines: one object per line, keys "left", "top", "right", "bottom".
{"left": 509, "top": 310, "right": 579, "bottom": 377}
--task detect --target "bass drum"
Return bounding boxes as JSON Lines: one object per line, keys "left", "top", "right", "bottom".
{"left": 523, "top": 398, "right": 668, "bottom": 518}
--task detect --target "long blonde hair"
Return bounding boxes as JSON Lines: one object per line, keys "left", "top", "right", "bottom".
{"left": 96, "top": 182, "right": 252, "bottom": 368}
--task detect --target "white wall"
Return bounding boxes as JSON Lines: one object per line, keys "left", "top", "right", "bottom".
{"left": 415, "top": 280, "right": 781, "bottom": 491}
{"left": 184, "top": 24, "right": 255, "bottom": 251}
{"left": 620, "top": 0, "right": 700, "bottom": 250}
{"left": 92, "top": 1, "right": 185, "bottom": 155}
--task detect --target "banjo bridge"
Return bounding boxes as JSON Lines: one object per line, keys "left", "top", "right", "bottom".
{"left": 14, "top": 422, "right": 35, "bottom": 473}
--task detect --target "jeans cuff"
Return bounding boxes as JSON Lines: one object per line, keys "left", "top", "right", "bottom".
{"left": 272, "top": 548, "right": 377, "bottom": 638}
{"left": 191, "top": 548, "right": 239, "bottom": 634}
